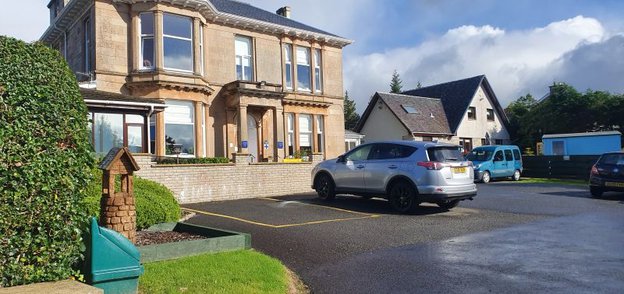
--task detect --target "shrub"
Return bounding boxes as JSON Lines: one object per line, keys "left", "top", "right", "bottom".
{"left": 0, "top": 37, "right": 94, "bottom": 286}
{"left": 84, "top": 169, "right": 181, "bottom": 230}
{"left": 156, "top": 157, "right": 230, "bottom": 165}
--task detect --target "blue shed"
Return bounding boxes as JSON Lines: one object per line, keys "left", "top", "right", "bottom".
{"left": 542, "top": 131, "right": 622, "bottom": 156}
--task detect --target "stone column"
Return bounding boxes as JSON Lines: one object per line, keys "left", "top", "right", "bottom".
{"left": 154, "top": 11, "right": 163, "bottom": 71}
{"left": 130, "top": 11, "right": 140, "bottom": 72}
{"left": 238, "top": 104, "right": 248, "bottom": 153}
{"left": 293, "top": 113, "right": 300, "bottom": 155}
{"left": 273, "top": 106, "right": 285, "bottom": 161}
{"left": 312, "top": 114, "right": 319, "bottom": 153}
{"left": 192, "top": 17, "right": 201, "bottom": 75}
{"left": 155, "top": 111, "right": 165, "bottom": 157}
{"left": 205, "top": 103, "right": 214, "bottom": 157}
{"left": 194, "top": 101, "right": 204, "bottom": 157}
{"left": 310, "top": 44, "right": 317, "bottom": 94}
{"left": 292, "top": 43, "right": 298, "bottom": 91}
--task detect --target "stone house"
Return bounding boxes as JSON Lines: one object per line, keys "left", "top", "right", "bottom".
{"left": 41, "top": 0, "right": 352, "bottom": 161}
{"left": 356, "top": 75, "right": 511, "bottom": 151}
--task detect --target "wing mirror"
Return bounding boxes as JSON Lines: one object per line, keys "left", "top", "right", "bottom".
{"left": 337, "top": 155, "right": 346, "bottom": 163}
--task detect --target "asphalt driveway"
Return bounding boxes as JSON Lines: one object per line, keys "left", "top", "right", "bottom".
{"left": 184, "top": 182, "right": 624, "bottom": 293}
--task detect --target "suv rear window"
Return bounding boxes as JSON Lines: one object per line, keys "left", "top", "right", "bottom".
{"left": 466, "top": 149, "right": 493, "bottom": 161}
{"left": 599, "top": 154, "right": 624, "bottom": 166}
{"left": 427, "top": 147, "right": 464, "bottom": 162}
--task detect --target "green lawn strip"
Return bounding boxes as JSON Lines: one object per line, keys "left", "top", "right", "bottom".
{"left": 516, "top": 177, "right": 588, "bottom": 186}
{"left": 139, "top": 250, "right": 288, "bottom": 294}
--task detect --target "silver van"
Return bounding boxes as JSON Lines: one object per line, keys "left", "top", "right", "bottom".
{"left": 311, "top": 141, "right": 477, "bottom": 213}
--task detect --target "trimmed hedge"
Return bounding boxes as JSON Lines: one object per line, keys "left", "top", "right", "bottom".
{"left": 0, "top": 37, "right": 94, "bottom": 286}
{"left": 156, "top": 157, "right": 230, "bottom": 165}
{"left": 84, "top": 169, "right": 181, "bottom": 230}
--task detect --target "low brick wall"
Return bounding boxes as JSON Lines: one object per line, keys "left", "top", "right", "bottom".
{"left": 133, "top": 155, "right": 315, "bottom": 204}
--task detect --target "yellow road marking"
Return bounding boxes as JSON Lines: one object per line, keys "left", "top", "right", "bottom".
{"left": 182, "top": 198, "right": 380, "bottom": 229}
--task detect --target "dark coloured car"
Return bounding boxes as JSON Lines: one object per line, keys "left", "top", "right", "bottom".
{"left": 589, "top": 152, "right": 624, "bottom": 198}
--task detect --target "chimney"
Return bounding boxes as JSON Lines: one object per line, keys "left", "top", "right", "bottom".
{"left": 276, "top": 6, "right": 291, "bottom": 18}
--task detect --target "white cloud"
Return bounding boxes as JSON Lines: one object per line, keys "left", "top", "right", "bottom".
{"left": 344, "top": 16, "right": 622, "bottom": 113}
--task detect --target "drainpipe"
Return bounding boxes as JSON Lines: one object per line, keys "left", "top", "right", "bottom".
{"left": 147, "top": 105, "right": 155, "bottom": 154}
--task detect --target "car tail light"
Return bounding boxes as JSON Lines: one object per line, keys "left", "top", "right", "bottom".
{"left": 418, "top": 161, "right": 444, "bottom": 170}
{"left": 591, "top": 165, "right": 599, "bottom": 175}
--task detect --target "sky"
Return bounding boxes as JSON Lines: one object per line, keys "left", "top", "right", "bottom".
{"left": 2, "top": 0, "right": 624, "bottom": 114}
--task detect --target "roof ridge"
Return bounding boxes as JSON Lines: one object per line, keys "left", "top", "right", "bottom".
{"left": 377, "top": 91, "right": 441, "bottom": 100}
{"left": 402, "top": 74, "right": 485, "bottom": 94}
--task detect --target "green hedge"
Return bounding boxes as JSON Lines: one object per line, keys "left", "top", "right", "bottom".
{"left": 84, "top": 169, "right": 181, "bottom": 230}
{"left": 156, "top": 157, "right": 230, "bottom": 165}
{"left": 0, "top": 37, "right": 94, "bottom": 286}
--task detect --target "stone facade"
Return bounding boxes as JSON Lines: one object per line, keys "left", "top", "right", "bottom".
{"left": 133, "top": 155, "right": 314, "bottom": 204}
{"left": 43, "top": 0, "right": 351, "bottom": 161}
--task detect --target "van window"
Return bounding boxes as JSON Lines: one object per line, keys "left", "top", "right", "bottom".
{"left": 513, "top": 149, "right": 521, "bottom": 161}
{"left": 504, "top": 150, "right": 513, "bottom": 161}
{"left": 493, "top": 151, "right": 504, "bottom": 161}
{"left": 427, "top": 146, "right": 463, "bottom": 162}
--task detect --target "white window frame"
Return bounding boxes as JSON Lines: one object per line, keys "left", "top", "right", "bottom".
{"left": 298, "top": 114, "right": 313, "bottom": 149}
{"left": 162, "top": 13, "right": 194, "bottom": 73}
{"left": 314, "top": 48, "right": 322, "bottom": 93}
{"left": 287, "top": 113, "right": 294, "bottom": 151}
{"left": 199, "top": 24, "right": 204, "bottom": 76}
{"left": 164, "top": 100, "right": 196, "bottom": 157}
{"left": 284, "top": 44, "right": 293, "bottom": 89}
{"left": 235, "top": 36, "right": 254, "bottom": 81}
{"left": 139, "top": 12, "right": 155, "bottom": 70}
{"left": 296, "top": 46, "right": 311, "bottom": 92}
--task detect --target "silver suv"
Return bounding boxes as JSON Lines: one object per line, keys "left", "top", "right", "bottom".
{"left": 311, "top": 141, "right": 477, "bottom": 213}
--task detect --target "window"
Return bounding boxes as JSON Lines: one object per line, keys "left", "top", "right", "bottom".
{"left": 140, "top": 13, "right": 155, "bottom": 69}
{"left": 296, "top": 46, "right": 311, "bottom": 91}
{"left": 487, "top": 108, "right": 494, "bottom": 121}
{"left": 369, "top": 144, "right": 417, "bottom": 160}
{"left": 316, "top": 115, "right": 324, "bottom": 153}
{"left": 299, "top": 114, "right": 313, "bottom": 153}
{"left": 90, "top": 112, "right": 145, "bottom": 154}
{"left": 467, "top": 106, "right": 476, "bottom": 120}
{"left": 84, "top": 18, "right": 92, "bottom": 73}
{"left": 284, "top": 44, "right": 293, "bottom": 89}
{"left": 345, "top": 144, "right": 372, "bottom": 161}
{"left": 164, "top": 100, "right": 195, "bottom": 155}
{"left": 552, "top": 141, "right": 565, "bottom": 156}
{"left": 235, "top": 36, "right": 253, "bottom": 81}
{"left": 422, "top": 136, "right": 433, "bottom": 142}
{"left": 402, "top": 105, "right": 417, "bottom": 114}
{"left": 199, "top": 24, "right": 204, "bottom": 75}
{"left": 163, "top": 13, "right": 193, "bottom": 72}
{"left": 504, "top": 149, "right": 513, "bottom": 161}
{"left": 314, "top": 48, "right": 322, "bottom": 92}
{"left": 494, "top": 150, "right": 504, "bottom": 161}
{"left": 287, "top": 113, "right": 294, "bottom": 155}
{"left": 513, "top": 149, "right": 521, "bottom": 161}
{"left": 495, "top": 139, "right": 503, "bottom": 145}
{"left": 481, "top": 138, "right": 487, "bottom": 146}
{"left": 460, "top": 138, "right": 473, "bottom": 153}
{"left": 427, "top": 147, "right": 464, "bottom": 162}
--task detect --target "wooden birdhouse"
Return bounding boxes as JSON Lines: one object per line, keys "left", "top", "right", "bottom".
{"left": 98, "top": 147, "right": 141, "bottom": 243}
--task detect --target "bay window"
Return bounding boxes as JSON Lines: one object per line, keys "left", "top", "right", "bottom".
{"left": 314, "top": 49, "right": 322, "bottom": 92}
{"left": 284, "top": 44, "right": 293, "bottom": 89}
{"left": 163, "top": 13, "right": 193, "bottom": 72}
{"left": 299, "top": 114, "right": 313, "bottom": 153}
{"left": 235, "top": 36, "right": 253, "bottom": 81}
{"left": 296, "top": 46, "right": 311, "bottom": 91}
{"left": 164, "top": 100, "right": 195, "bottom": 155}
{"left": 140, "top": 13, "right": 155, "bottom": 69}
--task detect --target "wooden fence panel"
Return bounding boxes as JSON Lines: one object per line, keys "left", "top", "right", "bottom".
{"left": 522, "top": 155, "right": 600, "bottom": 180}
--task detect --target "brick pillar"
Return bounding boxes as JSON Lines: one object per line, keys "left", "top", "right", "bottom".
{"left": 100, "top": 172, "right": 137, "bottom": 243}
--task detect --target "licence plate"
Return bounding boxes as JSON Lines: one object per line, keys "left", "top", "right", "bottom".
{"left": 452, "top": 167, "right": 466, "bottom": 174}
{"left": 605, "top": 182, "right": 624, "bottom": 188}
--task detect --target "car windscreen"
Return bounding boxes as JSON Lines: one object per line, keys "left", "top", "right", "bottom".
{"left": 466, "top": 149, "right": 493, "bottom": 161}
{"left": 427, "top": 146, "right": 464, "bottom": 162}
{"left": 598, "top": 154, "right": 624, "bottom": 166}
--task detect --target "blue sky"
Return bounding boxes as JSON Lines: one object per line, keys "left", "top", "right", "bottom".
{"left": 1, "top": 0, "right": 623, "bottom": 113}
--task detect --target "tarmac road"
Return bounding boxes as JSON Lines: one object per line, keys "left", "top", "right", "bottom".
{"left": 184, "top": 182, "right": 624, "bottom": 293}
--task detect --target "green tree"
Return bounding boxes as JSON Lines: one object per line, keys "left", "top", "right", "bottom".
{"left": 390, "top": 70, "right": 403, "bottom": 93}
{"left": 416, "top": 81, "right": 422, "bottom": 89}
{"left": 344, "top": 91, "right": 360, "bottom": 131}
{"left": 505, "top": 93, "right": 537, "bottom": 149}
{"left": 0, "top": 36, "right": 94, "bottom": 286}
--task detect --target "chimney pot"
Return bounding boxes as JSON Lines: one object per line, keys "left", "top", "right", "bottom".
{"left": 276, "top": 6, "right": 291, "bottom": 19}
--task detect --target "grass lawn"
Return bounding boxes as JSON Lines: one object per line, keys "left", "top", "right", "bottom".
{"left": 139, "top": 250, "right": 292, "bottom": 294}
{"left": 516, "top": 177, "right": 588, "bottom": 186}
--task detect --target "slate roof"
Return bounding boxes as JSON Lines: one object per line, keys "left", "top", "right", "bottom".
{"left": 210, "top": 0, "right": 340, "bottom": 37}
{"left": 401, "top": 75, "right": 487, "bottom": 133}
{"left": 356, "top": 92, "right": 452, "bottom": 135}
{"left": 80, "top": 88, "right": 165, "bottom": 105}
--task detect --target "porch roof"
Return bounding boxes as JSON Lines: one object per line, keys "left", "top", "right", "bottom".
{"left": 80, "top": 88, "right": 166, "bottom": 112}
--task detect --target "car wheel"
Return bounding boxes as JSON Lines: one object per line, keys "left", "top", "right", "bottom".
{"left": 512, "top": 170, "right": 521, "bottom": 181}
{"left": 481, "top": 171, "right": 491, "bottom": 183}
{"left": 315, "top": 174, "right": 336, "bottom": 200}
{"left": 590, "top": 186, "right": 603, "bottom": 198}
{"left": 389, "top": 181, "right": 418, "bottom": 213}
{"left": 437, "top": 199, "right": 460, "bottom": 210}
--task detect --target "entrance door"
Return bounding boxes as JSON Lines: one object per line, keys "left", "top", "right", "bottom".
{"left": 247, "top": 114, "right": 258, "bottom": 162}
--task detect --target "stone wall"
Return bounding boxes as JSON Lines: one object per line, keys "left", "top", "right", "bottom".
{"left": 133, "top": 155, "right": 315, "bottom": 204}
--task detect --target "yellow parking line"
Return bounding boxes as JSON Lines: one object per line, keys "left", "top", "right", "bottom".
{"left": 182, "top": 206, "right": 380, "bottom": 229}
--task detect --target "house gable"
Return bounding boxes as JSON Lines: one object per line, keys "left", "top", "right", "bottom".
{"left": 358, "top": 94, "right": 412, "bottom": 142}
{"left": 454, "top": 84, "right": 510, "bottom": 143}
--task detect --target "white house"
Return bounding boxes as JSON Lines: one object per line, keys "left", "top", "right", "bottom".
{"left": 355, "top": 75, "right": 511, "bottom": 151}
